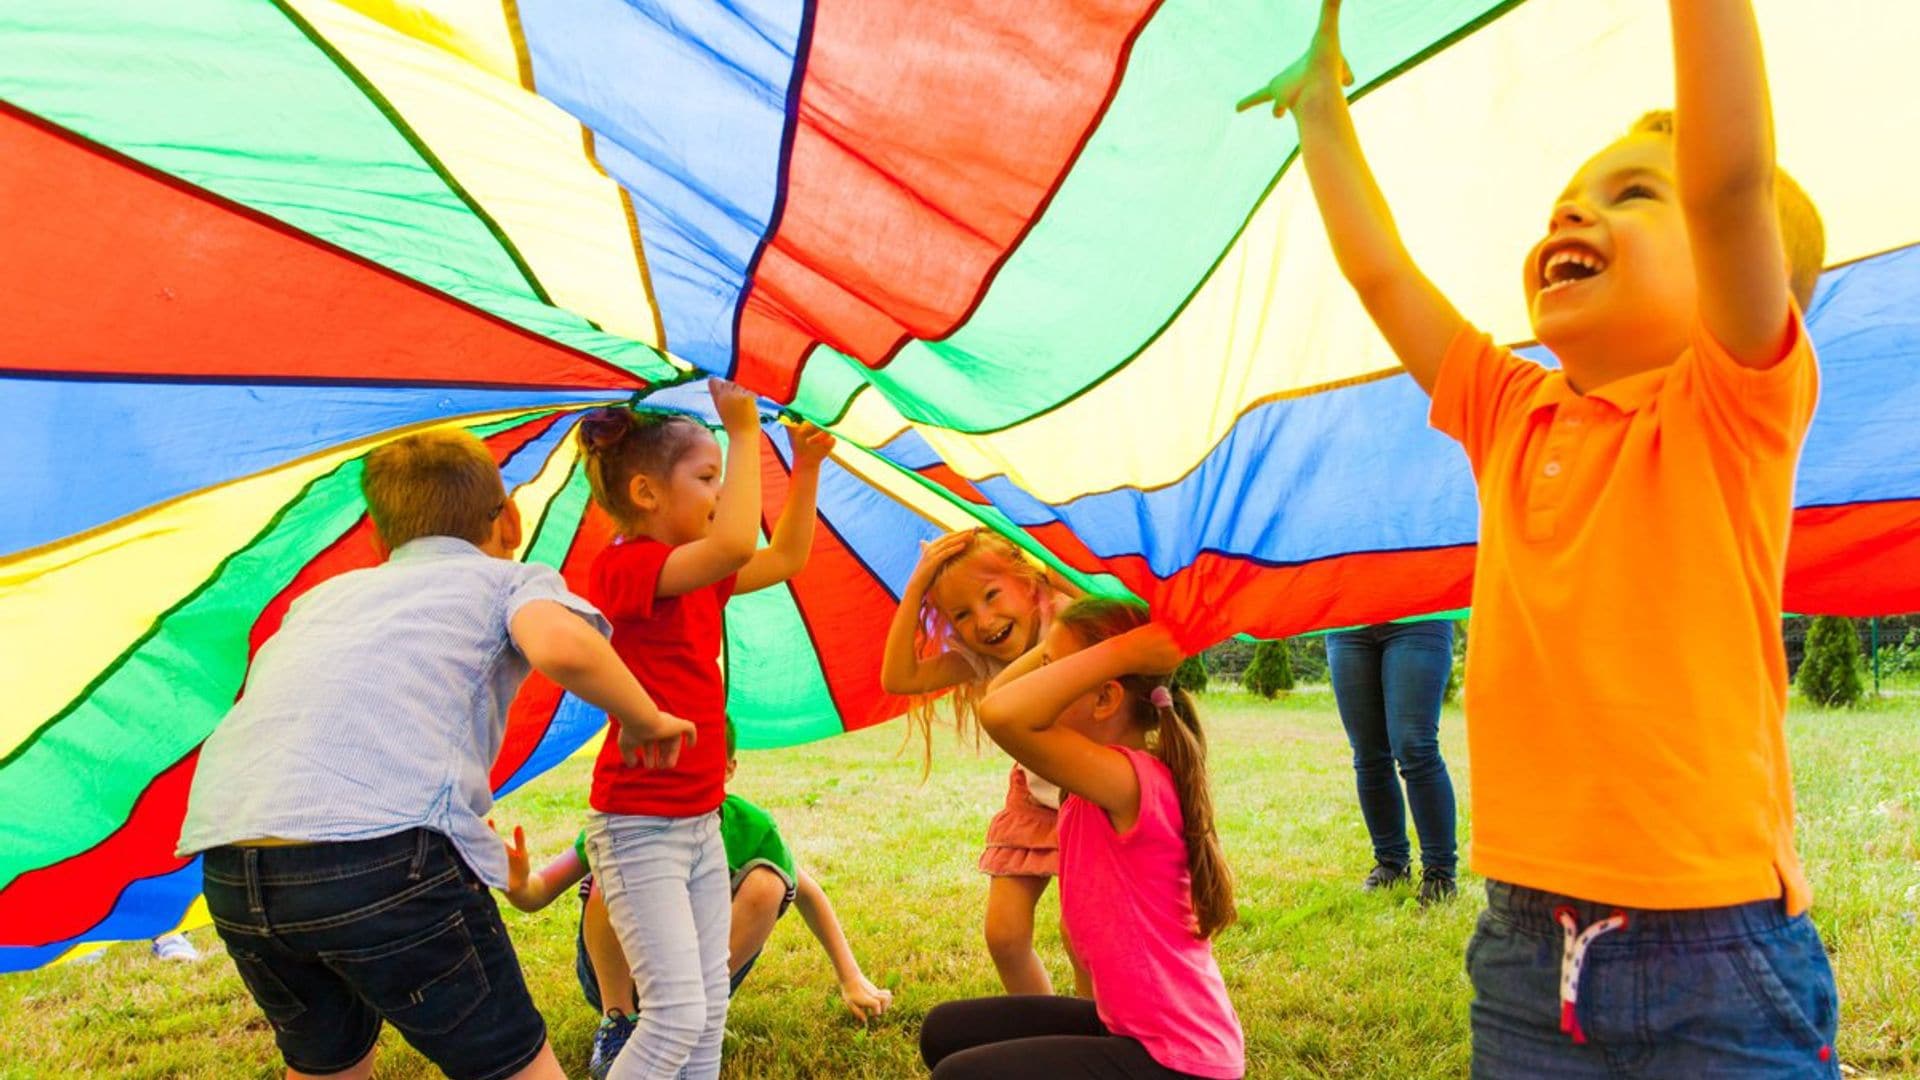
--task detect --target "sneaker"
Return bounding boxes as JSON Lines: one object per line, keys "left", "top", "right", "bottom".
{"left": 1417, "top": 869, "right": 1459, "bottom": 907}
{"left": 1362, "top": 862, "right": 1411, "bottom": 891}
{"left": 587, "top": 1011, "right": 637, "bottom": 1080}
{"left": 151, "top": 933, "right": 202, "bottom": 962}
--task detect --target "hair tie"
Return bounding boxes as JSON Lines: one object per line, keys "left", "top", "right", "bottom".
{"left": 1149, "top": 685, "right": 1174, "bottom": 710}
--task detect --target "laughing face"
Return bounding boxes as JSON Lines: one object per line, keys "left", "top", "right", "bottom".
{"left": 1523, "top": 132, "right": 1697, "bottom": 378}
{"left": 927, "top": 554, "right": 1047, "bottom": 664}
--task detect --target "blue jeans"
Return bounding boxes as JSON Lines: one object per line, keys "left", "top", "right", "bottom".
{"left": 1326, "top": 621, "right": 1458, "bottom": 875}
{"left": 586, "top": 811, "right": 732, "bottom": 1080}
{"left": 1468, "top": 880, "right": 1841, "bottom": 1078}
{"left": 201, "top": 830, "right": 547, "bottom": 1080}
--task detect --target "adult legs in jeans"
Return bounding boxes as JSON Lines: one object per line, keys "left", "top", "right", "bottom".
{"left": 587, "top": 813, "right": 732, "bottom": 1080}
{"left": 1327, "top": 622, "right": 1458, "bottom": 876}
{"left": 920, "top": 996, "right": 1205, "bottom": 1079}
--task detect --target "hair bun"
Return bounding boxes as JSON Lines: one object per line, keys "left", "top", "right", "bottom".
{"left": 579, "top": 407, "right": 634, "bottom": 452}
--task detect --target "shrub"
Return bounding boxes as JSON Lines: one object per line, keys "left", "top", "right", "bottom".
{"left": 1244, "top": 639, "right": 1295, "bottom": 699}
{"left": 1443, "top": 620, "right": 1466, "bottom": 704}
{"left": 1173, "top": 653, "right": 1210, "bottom": 694}
{"left": 1797, "top": 615, "right": 1864, "bottom": 707}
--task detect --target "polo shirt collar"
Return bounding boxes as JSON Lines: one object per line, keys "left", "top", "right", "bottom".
{"left": 1528, "top": 364, "right": 1667, "bottom": 416}
{"left": 391, "top": 536, "right": 487, "bottom": 561}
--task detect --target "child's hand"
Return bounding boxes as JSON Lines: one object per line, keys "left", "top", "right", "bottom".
{"left": 840, "top": 975, "right": 894, "bottom": 1022}
{"left": 709, "top": 378, "right": 761, "bottom": 431}
{"left": 491, "top": 819, "right": 531, "bottom": 899}
{"left": 1122, "top": 622, "right": 1185, "bottom": 677}
{"left": 908, "top": 530, "right": 974, "bottom": 589}
{"left": 789, "top": 421, "right": 836, "bottom": 469}
{"left": 1236, "top": 0, "right": 1353, "bottom": 120}
{"left": 619, "top": 712, "right": 696, "bottom": 768}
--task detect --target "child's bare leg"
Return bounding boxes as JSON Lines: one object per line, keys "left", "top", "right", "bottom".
{"left": 729, "top": 867, "right": 788, "bottom": 976}
{"left": 984, "top": 874, "right": 1052, "bottom": 995}
{"left": 287, "top": 1047, "right": 374, "bottom": 1080}
{"left": 503, "top": 1042, "right": 565, "bottom": 1080}
{"left": 583, "top": 886, "right": 636, "bottom": 1015}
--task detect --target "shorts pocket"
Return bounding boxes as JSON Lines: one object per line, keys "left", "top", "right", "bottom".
{"left": 228, "top": 947, "right": 309, "bottom": 1029}
{"left": 1728, "top": 920, "right": 1837, "bottom": 1051}
{"left": 327, "top": 912, "right": 490, "bottom": 1037}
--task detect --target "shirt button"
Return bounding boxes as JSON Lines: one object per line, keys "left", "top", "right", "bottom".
{"left": 1544, "top": 461, "right": 1562, "bottom": 478}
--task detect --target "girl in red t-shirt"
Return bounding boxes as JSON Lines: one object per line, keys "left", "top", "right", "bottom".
{"left": 575, "top": 379, "right": 833, "bottom": 1080}
{"left": 881, "top": 528, "right": 1084, "bottom": 996}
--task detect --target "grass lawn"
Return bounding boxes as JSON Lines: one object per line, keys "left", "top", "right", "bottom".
{"left": 4, "top": 689, "right": 1916, "bottom": 1078}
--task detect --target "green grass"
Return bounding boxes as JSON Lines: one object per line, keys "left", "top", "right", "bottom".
{"left": 3, "top": 690, "right": 1916, "bottom": 1078}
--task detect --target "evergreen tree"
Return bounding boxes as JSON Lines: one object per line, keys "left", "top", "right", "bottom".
{"left": 1797, "top": 615, "right": 1864, "bottom": 707}
{"left": 1244, "top": 639, "right": 1295, "bottom": 699}
{"left": 1173, "top": 653, "right": 1210, "bottom": 694}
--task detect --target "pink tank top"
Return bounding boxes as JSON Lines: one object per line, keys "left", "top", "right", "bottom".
{"left": 1058, "top": 746, "right": 1244, "bottom": 1078}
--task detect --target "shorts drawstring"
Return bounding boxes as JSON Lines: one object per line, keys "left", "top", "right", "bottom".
{"left": 1554, "top": 905, "right": 1628, "bottom": 1044}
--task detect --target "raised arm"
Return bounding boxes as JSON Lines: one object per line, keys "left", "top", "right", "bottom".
{"left": 977, "top": 623, "right": 1183, "bottom": 828}
{"left": 1239, "top": 0, "right": 1465, "bottom": 392}
{"left": 1669, "top": 1, "right": 1793, "bottom": 367}
{"left": 735, "top": 423, "right": 835, "bottom": 594}
{"left": 658, "top": 380, "right": 764, "bottom": 598}
{"left": 510, "top": 599, "right": 695, "bottom": 768}
{"left": 879, "top": 531, "right": 982, "bottom": 695}
{"left": 792, "top": 868, "right": 893, "bottom": 1022}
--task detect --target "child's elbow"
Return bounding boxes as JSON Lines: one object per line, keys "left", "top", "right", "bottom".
{"left": 977, "top": 697, "right": 1013, "bottom": 734}
{"left": 716, "top": 536, "right": 758, "bottom": 571}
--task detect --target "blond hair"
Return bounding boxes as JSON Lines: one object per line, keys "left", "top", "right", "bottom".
{"left": 1630, "top": 110, "right": 1826, "bottom": 309}
{"left": 906, "top": 530, "right": 1053, "bottom": 773}
{"left": 361, "top": 430, "right": 505, "bottom": 549}
{"left": 1056, "top": 597, "right": 1236, "bottom": 939}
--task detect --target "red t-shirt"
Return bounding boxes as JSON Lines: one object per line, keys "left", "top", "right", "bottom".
{"left": 587, "top": 537, "right": 735, "bottom": 817}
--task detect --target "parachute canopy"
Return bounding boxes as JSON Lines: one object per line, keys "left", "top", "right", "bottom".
{"left": 4, "top": 0, "right": 1918, "bottom": 970}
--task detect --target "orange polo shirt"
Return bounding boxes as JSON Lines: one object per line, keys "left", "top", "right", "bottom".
{"left": 1431, "top": 315, "right": 1817, "bottom": 913}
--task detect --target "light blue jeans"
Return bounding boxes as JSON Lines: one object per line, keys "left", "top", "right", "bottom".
{"left": 586, "top": 811, "right": 731, "bottom": 1080}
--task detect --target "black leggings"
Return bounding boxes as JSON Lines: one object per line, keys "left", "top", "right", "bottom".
{"left": 920, "top": 996, "right": 1219, "bottom": 1079}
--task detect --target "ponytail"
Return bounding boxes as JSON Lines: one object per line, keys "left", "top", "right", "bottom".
{"left": 1056, "top": 597, "right": 1237, "bottom": 940}
{"left": 1137, "top": 677, "right": 1236, "bottom": 939}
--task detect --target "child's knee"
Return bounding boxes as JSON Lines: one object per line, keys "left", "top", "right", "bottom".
{"left": 732, "top": 867, "right": 787, "bottom": 915}
{"left": 637, "top": 998, "right": 709, "bottom": 1049}
{"left": 983, "top": 912, "right": 1034, "bottom": 958}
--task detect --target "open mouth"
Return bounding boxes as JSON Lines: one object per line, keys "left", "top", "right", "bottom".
{"left": 981, "top": 623, "right": 1014, "bottom": 648}
{"left": 1539, "top": 241, "right": 1608, "bottom": 293}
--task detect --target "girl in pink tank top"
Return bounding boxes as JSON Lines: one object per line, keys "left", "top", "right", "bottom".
{"left": 918, "top": 597, "right": 1244, "bottom": 1080}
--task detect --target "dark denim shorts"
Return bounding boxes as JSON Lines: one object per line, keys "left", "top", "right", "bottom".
{"left": 202, "top": 829, "right": 546, "bottom": 1080}
{"left": 1467, "top": 879, "right": 1841, "bottom": 1079}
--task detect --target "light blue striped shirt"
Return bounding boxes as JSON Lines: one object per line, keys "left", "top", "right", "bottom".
{"left": 177, "top": 537, "right": 609, "bottom": 887}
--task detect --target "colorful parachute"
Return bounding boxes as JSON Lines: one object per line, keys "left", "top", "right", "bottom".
{"left": 4, "top": 1, "right": 1917, "bottom": 969}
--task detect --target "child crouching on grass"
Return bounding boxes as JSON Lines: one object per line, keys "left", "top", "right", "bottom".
{"left": 497, "top": 722, "right": 892, "bottom": 1080}
{"left": 176, "top": 429, "right": 692, "bottom": 1080}
{"left": 920, "top": 598, "right": 1244, "bottom": 1079}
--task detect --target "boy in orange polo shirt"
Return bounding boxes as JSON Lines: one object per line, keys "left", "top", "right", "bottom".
{"left": 1242, "top": 1, "right": 1836, "bottom": 1075}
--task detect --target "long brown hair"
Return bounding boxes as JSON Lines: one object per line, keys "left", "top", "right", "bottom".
{"left": 905, "top": 530, "right": 1054, "bottom": 772}
{"left": 1056, "top": 597, "right": 1236, "bottom": 940}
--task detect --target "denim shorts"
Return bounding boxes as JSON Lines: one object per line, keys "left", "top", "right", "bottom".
{"left": 202, "top": 830, "right": 546, "bottom": 1080}
{"left": 1467, "top": 879, "right": 1841, "bottom": 1079}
